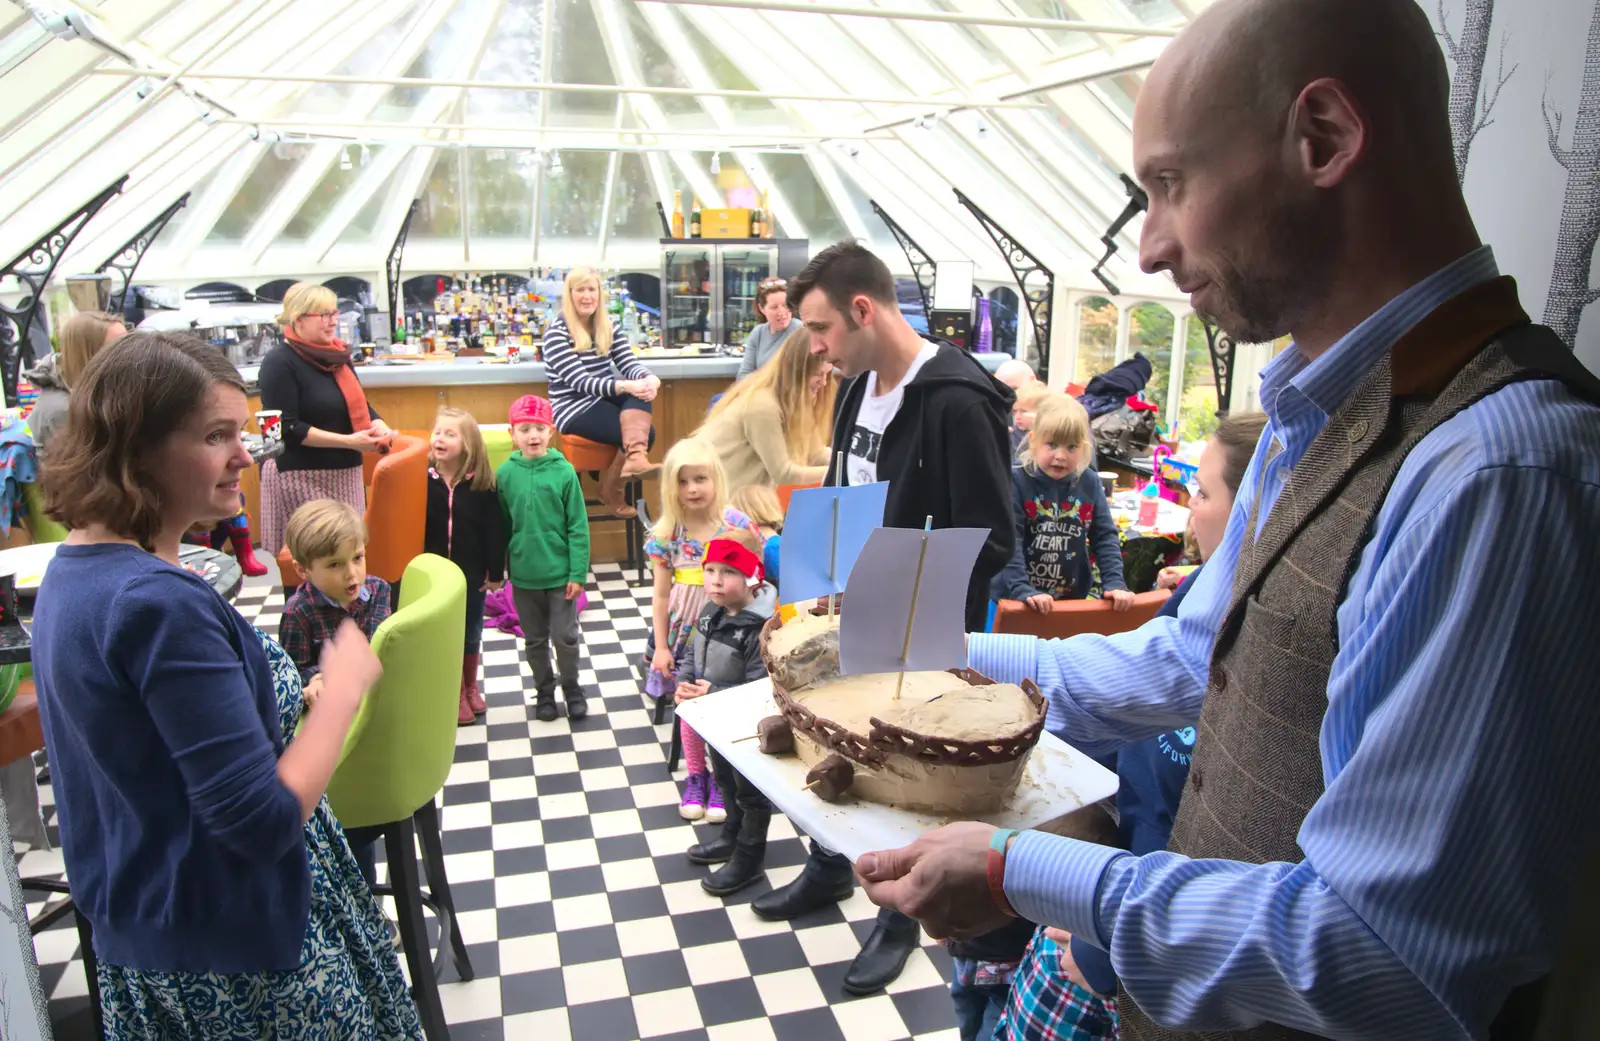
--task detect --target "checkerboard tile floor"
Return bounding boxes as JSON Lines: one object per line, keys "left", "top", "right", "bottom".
{"left": 20, "top": 562, "right": 964, "bottom": 1041}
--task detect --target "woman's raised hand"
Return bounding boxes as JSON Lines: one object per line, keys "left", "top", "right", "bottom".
{"left": 316, "top": 620, "right": 382, "bottom": 722}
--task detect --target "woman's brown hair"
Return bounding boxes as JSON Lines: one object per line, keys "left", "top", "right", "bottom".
{"left": 698, "top": 327, "right": 834, "bottom": 462}
{"left": 754, "top": 278, "right": 788, "bottom": 317}
{"left": 57, "top": 311, "right": 124, "bottom": 387}
{"left": 43, "top": 330, "right": 246, "bottom": 548}
{"left": 1212, "top": 412, "right": 1269, "bottom": 499}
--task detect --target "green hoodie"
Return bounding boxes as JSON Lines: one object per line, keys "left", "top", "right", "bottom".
{"left": 496, "top": 449, "right": 590, "bottom": 589}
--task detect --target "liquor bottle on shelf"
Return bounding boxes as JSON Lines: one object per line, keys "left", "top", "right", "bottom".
{"left": 690, "top": 197, "right": 701, "bottom": 238}
{"left": 751, "top": 203, "right": 763, "bottom": 239}
{"left": 761, "top": 191, "right": 773, "bottom": 237}
{"left": 671, "top": 190, "right": 685, "bottom": 239}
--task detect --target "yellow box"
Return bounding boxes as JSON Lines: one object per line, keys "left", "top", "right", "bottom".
{"left": 703, "top": 208, "right": 752, "bottom": 239}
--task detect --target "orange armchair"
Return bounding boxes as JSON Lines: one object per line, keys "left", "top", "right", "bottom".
{"left": 992, "top": 589, "right": 1171, "bottom": 639}
{"left": 275, "top": 434, "right": 430, "bottom": 589}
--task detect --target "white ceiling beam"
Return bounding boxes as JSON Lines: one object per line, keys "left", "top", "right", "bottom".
{"left": 632, "top": 0, "right": 1180, "bottom": 36}
{"left": 241, "top": 0, "right": 458, "bottom": 262}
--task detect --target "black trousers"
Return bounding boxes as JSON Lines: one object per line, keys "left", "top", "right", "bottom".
{"left": 708, "top": 748, "right": 774, "bottom": 832}
{"left": 559, "top": 394, "right": 655, "bottom": 447}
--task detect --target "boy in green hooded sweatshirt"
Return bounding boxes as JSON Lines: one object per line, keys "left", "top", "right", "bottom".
{"left": 497, "top": 395, "right": 591, "bottom": 722}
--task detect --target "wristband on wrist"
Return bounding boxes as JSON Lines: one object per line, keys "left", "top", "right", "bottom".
{"left": 987, "top": 828, "right": 1021, "bottom": 918}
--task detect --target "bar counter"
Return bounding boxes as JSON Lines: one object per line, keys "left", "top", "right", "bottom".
{"left": 239, "top": 350, "right": 1007, "bottom": 564}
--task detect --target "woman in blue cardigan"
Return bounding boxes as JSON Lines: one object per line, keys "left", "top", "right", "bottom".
{"left": 32, "top": 331, "right": 422, "bottom": 1039}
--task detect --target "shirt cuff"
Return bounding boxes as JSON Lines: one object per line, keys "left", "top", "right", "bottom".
{"left": 1003, "top": 830, "right": 1130, "bottom": 947}
{"left": 968, "top": 633, "right": 1038, "bottom": 686}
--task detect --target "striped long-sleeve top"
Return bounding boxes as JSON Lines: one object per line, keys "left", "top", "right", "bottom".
{"left": 541, "top": 315, "right": 653, "bottom": 431}
{"left": 970, "top": 246, "right": 1600, "bottom": 1039}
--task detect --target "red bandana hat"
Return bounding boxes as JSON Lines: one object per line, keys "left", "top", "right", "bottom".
{"left": 706, "top": 537, "right": 765, "bottom": 586}
{"left": 510, "top": 395, "right": 553, "bottom": 426}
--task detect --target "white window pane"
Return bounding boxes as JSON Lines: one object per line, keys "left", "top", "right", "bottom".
{"left": 412, "top": 150, "right": 463, "bottom": 240}
{"left": 468, "top": 148, "right": 536, "bottom": 241}
{"left": 207, "top": 147, "right": 301, "bottom": 244}
{"left": 548, "top": 0, "right": 616, "bottom": 127}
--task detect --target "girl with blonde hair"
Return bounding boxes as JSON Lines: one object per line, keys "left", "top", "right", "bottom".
{"left": 644, "top": 438, "right": 761, "bottom": 821}
{"left": 257, "top": 282, "right": 391, "bottom": 554}
{"left": 993, "top": 392, "right": 1132, "bottom": 613}
{"left": 694, "top": 327, "right": 835, "bottom": 489}
{"left": 541, "top": 268, "right": 660, "bottom": 514}
{"left": 425, "top": 407, "right": 507, "bottom": 725}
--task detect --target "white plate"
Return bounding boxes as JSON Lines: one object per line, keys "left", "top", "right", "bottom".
{"left": 678, "top": 679, "right": 1118, "bottom": 863}
{"left": 0, "top": 542, "right": 60, "bottom": 593}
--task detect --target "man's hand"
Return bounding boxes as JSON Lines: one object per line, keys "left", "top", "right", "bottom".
{"left": 1106, "top": 589, "right": 1135, "bottom": 612}
{"left": 1025, "top": 593, "right": 1055, "bottom": 614}
{"left": 855, "top": 822, "right": 1013, "bottom": 941}
{"left": 565, "top": 581, "right": 583, "bottom": 601}
{"left": 1155, "top": 567, "right": 1183, "bottom": 592}
{"left": 1042, "top": 928, "right": 1109, "bottom": 996}
{"left": 482, "top": 579, "right": 505, "bottom": 593}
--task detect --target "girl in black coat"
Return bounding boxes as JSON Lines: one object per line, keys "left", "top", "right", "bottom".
{"left": 425, "top": 408, "right": 507, "bottom": 725}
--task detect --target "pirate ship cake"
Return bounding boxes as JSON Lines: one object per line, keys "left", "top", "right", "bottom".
{"left": 760, "top": 488, "right": 1045, "bottom": 816}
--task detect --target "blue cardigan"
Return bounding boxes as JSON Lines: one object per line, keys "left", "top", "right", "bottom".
{"left": 1071, "top": 569, "right": 1200, "bottom": 996}
{"left": 32, "top": 544, "right": 309, "bottom": 973}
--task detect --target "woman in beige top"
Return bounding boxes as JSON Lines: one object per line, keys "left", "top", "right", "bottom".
{"left": 694, "top": 327, "right": 836, "bottom": 491}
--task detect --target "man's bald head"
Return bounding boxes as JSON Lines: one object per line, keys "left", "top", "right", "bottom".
{"left": 994, "top": 359, "right": 1037, "bottom": 391}
{"left": 1134, "top": 0, "right": 1477, "bottom": 351}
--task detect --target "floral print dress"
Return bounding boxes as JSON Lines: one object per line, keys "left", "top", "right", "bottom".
{"left": 95, "top": 630, "right": 424, "bottom": 1041}
{"left": 644, "top": 507, "right": 761, "bottom": 667}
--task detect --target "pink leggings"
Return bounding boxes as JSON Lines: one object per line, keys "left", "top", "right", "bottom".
{"left": 681, "top": 721, "right": 707, "bottom": 776}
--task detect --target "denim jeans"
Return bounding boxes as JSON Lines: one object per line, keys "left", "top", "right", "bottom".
{"left": 950, "top": 961, "right": 1010, "bottom": 1041}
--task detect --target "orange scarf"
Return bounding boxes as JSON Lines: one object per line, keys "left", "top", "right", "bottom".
{"left": 284, "top": 333, "right": 371, "bottom": 435}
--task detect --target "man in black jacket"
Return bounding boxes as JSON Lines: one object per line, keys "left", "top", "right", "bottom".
{"left": 749, "top": 242, "right": 1017, "bottom": 994}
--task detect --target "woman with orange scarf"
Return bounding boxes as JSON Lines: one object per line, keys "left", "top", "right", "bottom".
{"left": 257, "top": 283, "right": 392, "bottom": 554}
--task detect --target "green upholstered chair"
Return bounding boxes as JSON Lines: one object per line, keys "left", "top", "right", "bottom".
{"left": 326, "top": 553, "right": 469, "bottom": 1040}
{"left": 481, "top": 423, "right": 514, "bottom": 476}
{"left": 22, "top": 482, "right": 67, "bottom": 544}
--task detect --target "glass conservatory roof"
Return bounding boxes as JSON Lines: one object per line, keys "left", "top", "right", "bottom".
{"left": 0, "top": 0, "right": 1206, "bottom": 295}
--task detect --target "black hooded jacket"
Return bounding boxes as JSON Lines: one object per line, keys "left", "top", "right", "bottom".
{"left": 824, "top": 340, "right": 1016, "bottom": 632}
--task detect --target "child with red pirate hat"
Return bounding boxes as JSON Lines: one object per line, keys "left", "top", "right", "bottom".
{"left": 675, "top": 529, "right": 778, "bottom": 896}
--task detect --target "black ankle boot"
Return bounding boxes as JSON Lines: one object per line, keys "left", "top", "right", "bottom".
{"left": 750, "top": 865, "right": 853, "bottom": 921}
{"left": 703, "top": 840, "right": 767, "bottom": 897}
{"left": 842, "top": 911, "right": 923, "bottom": 995}
{"left": 687, "top": 833, "right": 736, "bottom": 865}
{"left": 535, "top": 687, "right": 558, "bottom": 723}
{"left": 563, "top": 684, "right": 588, "bottom": 721}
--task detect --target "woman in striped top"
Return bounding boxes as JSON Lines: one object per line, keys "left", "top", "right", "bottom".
{"left": 542, "top": 268, "right": 661, "bottom": 517}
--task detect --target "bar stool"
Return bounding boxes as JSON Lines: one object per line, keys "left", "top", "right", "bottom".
{"left": 558, "top": 434, "right": 647, "bottom": 585}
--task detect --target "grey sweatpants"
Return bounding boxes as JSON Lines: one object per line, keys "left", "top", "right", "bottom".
{"left": 513, "top": 586, "right": 580, "bottom": 693}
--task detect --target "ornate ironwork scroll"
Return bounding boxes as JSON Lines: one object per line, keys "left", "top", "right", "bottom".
{"left": 1202, "top": 319, "right": 1237, "bottom": 417}
{"left": 386, "top": 198, "right": 421, "bottom": 332}
{"left": 95, "top": 192, "right": 190, "bottom": 313}
{"left": 1089, "top": 174, "right": 1148, "bottom": 298}
{"left": 0, "top": 177, "right": 126, "bottom": 405}
{"left": 952, "top": 188, "right": 1054, "bottom": 370}
{"left": 870, "top": 200, "right": 936, "bottom": 319}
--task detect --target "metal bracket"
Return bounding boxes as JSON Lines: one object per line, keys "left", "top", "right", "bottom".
{"left": 95, "top": 192, "right": 190, "bottom": 313}
{"left": 870, "top": 200, "right": 936, "bottom": 319}
{"left": 952, "top": 188, "right": 1054, "bottom": 369}
{"left": 387, "top": 198, "right": 421, "bottom": 330}
{"left": 1202, "top": 320, "right": 1236, "bottom": 417}
{"left": 1, "top": 177, "right": 126, "bottom": 406}
{"left": 1089, "top": 174, "right": 1148, "bottom": 297}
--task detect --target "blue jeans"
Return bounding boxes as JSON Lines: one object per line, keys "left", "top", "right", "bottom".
{"left": 464, "top": 584, "right": 486, "bottom": 655}
{"left": 950, "top": 961, "right": 1009, "bottom": 1041}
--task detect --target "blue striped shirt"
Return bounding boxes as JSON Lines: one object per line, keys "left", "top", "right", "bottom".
{"left": 541, "top": 316, "right": 652, "bottom": 430}
{"left": 971, "top": 247, "right": 1600, "bottom": 1038}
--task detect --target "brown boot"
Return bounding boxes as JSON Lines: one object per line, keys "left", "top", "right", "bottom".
{"left": 598, "top": 451, "right": 637, "bottom": 518}
{"left": 457, "top": 683, "right": 476, "bottom": 726}
{"left": 463, "top": 652, "right": 486, "bottom": 716}
{"left": 618, "top": 408, "right": 660, "bottom": 478}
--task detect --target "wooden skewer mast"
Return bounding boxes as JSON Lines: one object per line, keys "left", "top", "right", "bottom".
{"left": 829, "top": 451, "right": 844, "bottom": 621}
{"left": 892, "top": 516, "right": 935, "bottom": 701}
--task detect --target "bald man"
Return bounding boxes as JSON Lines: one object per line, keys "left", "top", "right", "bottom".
{"left": 994, "top": 357, "right": 1037, "bottom": 391}
{"left": 854, "top": 2, "right": 1600, "bottom": 1039}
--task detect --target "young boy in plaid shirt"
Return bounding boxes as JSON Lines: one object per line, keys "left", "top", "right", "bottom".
{"left": 278, "top": 499, "right": 392, "bottom": 709}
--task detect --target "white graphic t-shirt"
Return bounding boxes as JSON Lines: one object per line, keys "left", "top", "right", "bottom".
{"left": 844, "top": 341, "right": 938, "bottom": 486}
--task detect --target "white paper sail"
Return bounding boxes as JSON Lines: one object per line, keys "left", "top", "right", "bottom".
{"left": 837, "top": 526, "right": 989, "bottom": 676}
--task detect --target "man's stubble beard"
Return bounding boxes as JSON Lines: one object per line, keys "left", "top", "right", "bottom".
{"left": 1200, "top": 187, "right": 1341, "bottom": 346}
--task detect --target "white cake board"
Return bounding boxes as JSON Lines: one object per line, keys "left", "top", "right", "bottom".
{"left": 677, "top": 679, "right": 1119, "bottom": 864}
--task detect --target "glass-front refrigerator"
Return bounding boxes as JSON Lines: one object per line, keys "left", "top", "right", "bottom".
{"left": 662, "top": 245, "right": 713, "bottom": 348}
{"left": 660, "top": 241, "right": 788, "bottom": 347}
{"left": 718, "top": 244, "right": 780, "bottom": 346}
